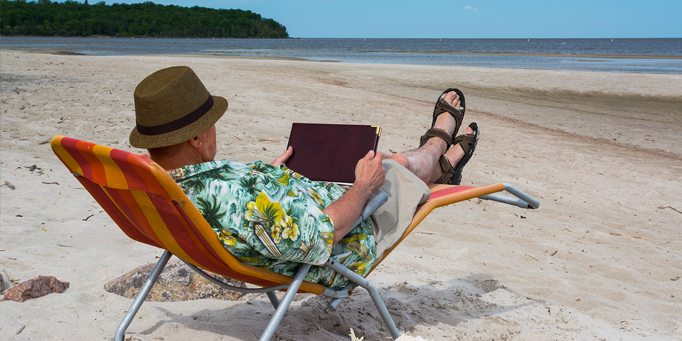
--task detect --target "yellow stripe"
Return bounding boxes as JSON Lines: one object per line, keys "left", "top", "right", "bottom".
{"left": 149, "top": 162, "right": 187, "bottom": 202}
{"left": 93, "top": 145, "right": 128, "bottom": 190}
{"left": 50, "top": 135, "right": 82, "bottom": 175}
{"left": 130, "top": 190, "right": 194, "bottom": 263}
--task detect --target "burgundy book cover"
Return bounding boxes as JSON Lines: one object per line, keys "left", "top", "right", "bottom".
{"left": 285, "top": 123, "right": 381, "bottom": 184}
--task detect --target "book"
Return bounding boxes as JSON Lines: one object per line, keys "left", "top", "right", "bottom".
{"left": 285, "top": 123, "right": 381, "bottom": 184}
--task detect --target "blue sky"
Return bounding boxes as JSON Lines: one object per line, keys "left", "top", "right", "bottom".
{"left": 91, "top": 0, "right": 681, "bottom": 38}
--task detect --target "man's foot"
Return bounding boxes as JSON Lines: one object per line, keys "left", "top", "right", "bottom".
{"left": 431, "top": 122, "right": 479, "bottom": 185}
{"left": 420, "top": 90, "right": 464, "bottom": 153}
{"left": 447, "top": 123, "right": 479, "bottom": 185}
{"left": 444, "top": 124, "right": 473, "bottom": 166}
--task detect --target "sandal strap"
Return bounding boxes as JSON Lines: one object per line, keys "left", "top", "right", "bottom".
{"left": 451, "top": 122, "right": 480, "bottom": 186}
{"left": 434, "top": 154, "right": 455, "bottom": 184}
{"left": 453, "top": 133, "right": 476, "bottom": 155}
{"left": 432, "top": 89, "right": 465, "bottom": 137}
{"left": 419, "top": 128, "right": 453, "bottom": 149}
{"left": 435, "top": 96, "right": 465, "bottom": 119}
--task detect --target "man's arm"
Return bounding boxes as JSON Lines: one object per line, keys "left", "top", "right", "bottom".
{"left": 323, "top": 150, "right": 385, "bottom": 246}
{"left": 271, "top": 146, "right": 385, "bottom": 246}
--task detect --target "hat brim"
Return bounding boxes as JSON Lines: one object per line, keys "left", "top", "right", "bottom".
{"left": 129, "top": 96, "right": 228, "bottom": 149}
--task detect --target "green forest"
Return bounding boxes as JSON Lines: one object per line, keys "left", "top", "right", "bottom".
{"left": 0, "top": 0, "right": 289, "bottom": 38}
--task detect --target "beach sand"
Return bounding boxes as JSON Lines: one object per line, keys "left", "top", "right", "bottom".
{"left": 1, "top": 49, "right": 681, "bottom": 340}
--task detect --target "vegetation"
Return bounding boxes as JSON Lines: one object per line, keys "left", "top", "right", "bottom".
{"left": 0, "top": 0, "right": 289, "bottom": 38}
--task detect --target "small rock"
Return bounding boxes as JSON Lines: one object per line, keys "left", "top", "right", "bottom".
{"left": 3, "top": 276, "right": 69, "bottom": 302}
{"left": 104, "top": 259, "right": 247, "bottom": 302}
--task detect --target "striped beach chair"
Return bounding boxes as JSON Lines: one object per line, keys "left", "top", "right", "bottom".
{"left": 51, "top": 134, "right": 538, "bottom": 341}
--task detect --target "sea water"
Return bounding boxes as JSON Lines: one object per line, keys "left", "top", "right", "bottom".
{"left": 2, "top": 37, "right": 681, "bottom": 74}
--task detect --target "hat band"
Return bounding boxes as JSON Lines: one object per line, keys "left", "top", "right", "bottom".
{"left": 136, "top": 94, "right": 214, "bottom": 136}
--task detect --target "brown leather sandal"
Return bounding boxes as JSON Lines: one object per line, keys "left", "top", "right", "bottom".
{"left": 419, "top": 88, "right": 466, "bottom": 149}
{"left": 451, "top": 122, "right": 479, "bottom": 185}
{"left": 419, "top": 128, "right": 453, "bottom": 149}
{"left": 432, "top": 88, "right": 466, "bottom": 135}
{"left": 434, "top": 154, "right": 456, "bottom": 184}
{"left": 434, "top": 122, "right": 479, "bottom": 185}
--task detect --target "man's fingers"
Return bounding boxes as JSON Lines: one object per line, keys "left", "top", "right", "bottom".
{"left": 271, "top": 146, "right": 294, "bottom": 166}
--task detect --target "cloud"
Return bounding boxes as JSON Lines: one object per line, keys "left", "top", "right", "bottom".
{"left": 463, "top": 5, "right": 479, "bottom": 12}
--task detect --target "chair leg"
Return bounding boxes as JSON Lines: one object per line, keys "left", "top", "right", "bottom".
{"left": 266, "top": 291, "right": 280, "bottom": 310}
{"left": 266, "top": 291, "right": 290, "bottom": 318}
{"left": 114, "top": 250, "right": 172, "bottom": 341}
{"left": 259, "top": 263, "right": 312, "bottom": 341}
{"left": 325, "top": 259, "right": 401, "bottom": 339}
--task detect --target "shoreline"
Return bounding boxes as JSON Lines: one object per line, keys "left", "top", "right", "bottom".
{"left": 3, "top": 46, "right": 681, "bottom": 60}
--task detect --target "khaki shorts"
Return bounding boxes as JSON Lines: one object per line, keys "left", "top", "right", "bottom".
{"left": 370, "top": 160, "right": 430, "bottom": 262}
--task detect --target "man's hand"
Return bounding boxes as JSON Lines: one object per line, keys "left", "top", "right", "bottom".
{"left": 353, "top": 150, "right": 386, "bottom": 196}
{"left": 271, "top": 146, "right": 293, "bottom": 167}
{"left": 323, "top": 150, "right": 386, "bottom": 246}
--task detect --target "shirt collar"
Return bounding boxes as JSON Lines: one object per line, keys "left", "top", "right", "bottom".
{"left": 166, "top": 160, "right": 227, "bottom": 181}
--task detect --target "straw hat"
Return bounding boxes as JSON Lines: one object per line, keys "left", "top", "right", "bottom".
{"left": 129, "top": 66, "right": 228, "bottom": 149}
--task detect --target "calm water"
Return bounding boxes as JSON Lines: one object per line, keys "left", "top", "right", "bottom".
{"left": 2, "top": 37, "right": 681, "bottom": 74}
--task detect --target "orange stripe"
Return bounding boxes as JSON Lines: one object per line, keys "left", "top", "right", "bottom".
{"left": 67, "top": 139, "right": 96, "bottom": 179}
{"left": 76, "top": 140, "right": 107, "bottom": 185}
{"left": 128, "top": 153, "right": 167, "bottom": 195}
{"left": 149, "top": 196, "right": 233, "bottom": 273}
{"left": 104, "top": 188, "right": 165, "bottom": 247}
{"left": 107, "top": 149, "right": 151, "bottom": 192}
{"left": 80, "top": 180, "right": 159, "bottom": 247}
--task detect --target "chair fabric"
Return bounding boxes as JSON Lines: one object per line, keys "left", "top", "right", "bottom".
{"left": 51, "top": 134, "right": 326, "bottom": 294}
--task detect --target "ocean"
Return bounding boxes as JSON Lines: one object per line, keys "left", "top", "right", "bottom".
{"left": 2, "top": 37, "right": 681, "bottom": 74}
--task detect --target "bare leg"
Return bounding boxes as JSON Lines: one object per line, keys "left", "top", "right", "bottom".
{"left": 387, "top": 91, "right": 473, "bottom": 184}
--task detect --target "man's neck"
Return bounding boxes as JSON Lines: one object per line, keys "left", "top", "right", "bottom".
{"left": 151, "top": 152, "right": 206, "bottom": 171}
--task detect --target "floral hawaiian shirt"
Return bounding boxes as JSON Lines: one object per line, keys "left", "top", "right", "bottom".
{"left": 169, "top": 160, "right": 375, "bottom": 288}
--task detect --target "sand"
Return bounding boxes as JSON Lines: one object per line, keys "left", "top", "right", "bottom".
{"left": 1, "top": 49, "right": 681, "bottom": 340}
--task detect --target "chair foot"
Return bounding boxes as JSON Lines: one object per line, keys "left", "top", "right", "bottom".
{"left": 325, "top": 259, "right": 401, "bottom": 339}
{"left": 259, "top": 264, "right": 312, "bottom": 341}
{"left": 114, "top": 250, "right": 172, "bottom": 341}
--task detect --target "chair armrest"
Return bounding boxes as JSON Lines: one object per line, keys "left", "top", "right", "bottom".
{"left": 353, "top": 190, "right": 388, "bottom": 227}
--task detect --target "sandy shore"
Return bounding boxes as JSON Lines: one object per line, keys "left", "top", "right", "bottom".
{"left": 1, "top": 49, "right": 681, "bottom": 340}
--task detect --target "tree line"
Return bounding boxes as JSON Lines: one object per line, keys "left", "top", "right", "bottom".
{"left": 1, "top": 0, "right": 289, "bottom": 38}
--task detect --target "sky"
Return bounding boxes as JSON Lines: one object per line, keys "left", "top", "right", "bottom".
{"left": 83, "top": 0, "right": 682, "bottom": 38}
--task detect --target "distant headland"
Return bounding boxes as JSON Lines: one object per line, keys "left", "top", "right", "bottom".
{"left": 0, "top": 0, "right": 289, "bottom": 38}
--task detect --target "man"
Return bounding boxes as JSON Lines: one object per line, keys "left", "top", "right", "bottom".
{"left": 129, "top": 66, "right": 479, "bottom": 288}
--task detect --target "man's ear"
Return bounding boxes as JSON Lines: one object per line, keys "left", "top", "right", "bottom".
{"left": 188, "top": 136, "right": 202, "bottom": 149}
